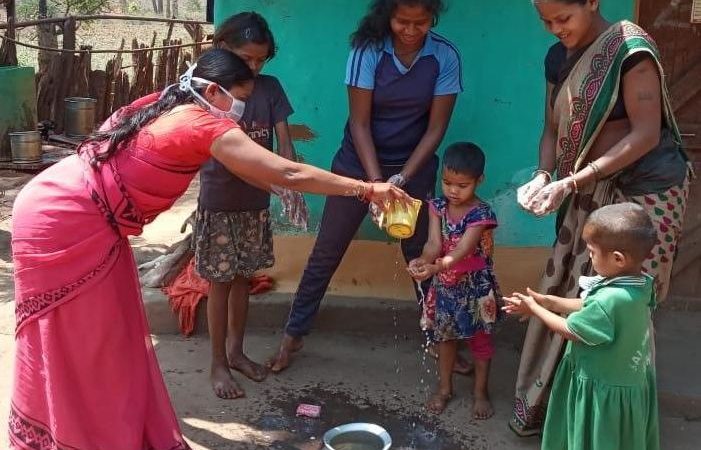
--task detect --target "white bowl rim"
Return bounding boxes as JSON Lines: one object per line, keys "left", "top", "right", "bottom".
{"left": 322, "top": 422, "right": 392, "bottom": 450}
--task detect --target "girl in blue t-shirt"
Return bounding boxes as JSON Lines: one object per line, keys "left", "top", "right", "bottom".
{"left": 193, "top": 12, "right": 303, "bottom": 400}
{"left": 269, "top": 0, "right": 464, "bottom": 373}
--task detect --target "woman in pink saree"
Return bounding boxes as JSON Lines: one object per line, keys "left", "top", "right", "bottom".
{"left": 9, "top": 49, "right": 408, "bottom": 450}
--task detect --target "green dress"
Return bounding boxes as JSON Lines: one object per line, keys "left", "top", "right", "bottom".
{"left": 542, "top": 275, "right": 659, "bottom": 450}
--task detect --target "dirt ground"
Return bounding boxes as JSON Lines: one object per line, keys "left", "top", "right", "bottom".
{"left": 3, "top": 1, "right": 214, "bottom": 71}
{"left": 1, "top": 326, "right": 700, "bottom": 450}
{"left": 0, "top": 169, "right": 700, "bottom": 449}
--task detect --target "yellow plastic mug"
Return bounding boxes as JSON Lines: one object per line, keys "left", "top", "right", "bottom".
{"left": 379, "top": 198, "right": 423, "bottom": 239}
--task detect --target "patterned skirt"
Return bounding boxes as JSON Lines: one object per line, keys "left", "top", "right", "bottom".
{"left": 421, "top": 267, "right": 502, "bottom": 342}
{"left": 510, "top": 173, "right": 691, "bottom": 436}
{"left": 193, "top": 208, "right": 274, "bottom": 282}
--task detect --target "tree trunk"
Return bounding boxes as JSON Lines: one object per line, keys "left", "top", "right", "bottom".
{"left": 120, "top": 0, "right": 128, "bottom": 13}
{"left": 0, "top": 0, "right": 17, "bottom": 66}
{"left": 157, "top": 0, "right": 164, "bottom": 14}
{"left": 165, "top": 0, "right": 171, "bottom": 18}
{"left": 37, "top": 25, "right": 57, "bottom": 73}
{"left": 37, "top": 0, "right": 56, "bottom": 73}
{"left": 172, "top": 0, "right": 178, "bottom": 18}
{"left": 52, "top": 17, "right": 76, "bottom": 134}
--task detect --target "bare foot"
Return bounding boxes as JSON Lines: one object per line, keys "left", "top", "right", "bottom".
{"left": 210, "top": 363, "right": 245, "bottom": 400}
{"left": 454, "top": 357, "right": 475, "bottom": 376}
{"left": 472, "top": 395, "right": 494, "bottom": 420}
{"left": 228, "top": 353, "right": 268, "bottom": 382}
{"left": 426, "top": 344, "right": 474, "bottom": 376}
{"left": 266, "top": 334, "right": 304, "bottom": 374}
{"left": 425, "top": 391, "right": 452, "bottom": 415}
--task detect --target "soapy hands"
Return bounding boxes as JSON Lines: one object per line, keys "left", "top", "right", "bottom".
{"left": 517, "top": 172, "right": 573, "bottom": 216}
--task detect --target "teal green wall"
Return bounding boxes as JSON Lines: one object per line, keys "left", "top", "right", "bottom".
{"left": 0, "top": 66, "right": 37, "bottom": 162}
{"left": 216, "top": 1, "right": 634, "bottom": 246}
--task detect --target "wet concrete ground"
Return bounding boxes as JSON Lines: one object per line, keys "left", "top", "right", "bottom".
{"left": 1, "top": 318, "right": 700, "bottom": 449}
{"left": 159, "top": 328, "right": 537, "bottom": 450}
{"left": 1, "top": 174, "right": 699, "bottom": 449}
{"left": 151, "top": 327, "right": 699, "bottom": 450}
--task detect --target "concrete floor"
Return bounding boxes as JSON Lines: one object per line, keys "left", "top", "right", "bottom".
{"left": 1, "top": 323, "right": 700, "bottom": 449}
{"left": 1, "top": 173, "right": 700, "bottom": 449}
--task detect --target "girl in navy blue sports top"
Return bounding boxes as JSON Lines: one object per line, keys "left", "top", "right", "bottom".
{"left": 269, "top": 0, "right": 464, "bottom": 373}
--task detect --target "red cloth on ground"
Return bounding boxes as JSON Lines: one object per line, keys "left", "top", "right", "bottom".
{"left": 163, "top": 260, "right": 276, "bottom": 336}
{"left": 163, "top": 257, "right": 210, "bottom": 337}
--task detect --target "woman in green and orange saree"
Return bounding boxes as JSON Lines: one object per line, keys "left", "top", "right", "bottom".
{"left": 511, "top": 0, "right": 692, "bottom": 437}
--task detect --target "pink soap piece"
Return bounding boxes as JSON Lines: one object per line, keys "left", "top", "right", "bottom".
{"left": 296, "top": 403, "right": 321, "bottom": 418}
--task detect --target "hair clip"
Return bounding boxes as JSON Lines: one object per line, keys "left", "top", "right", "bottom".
{"left": 178, "top": 62, "right": 197, "bottom": 92}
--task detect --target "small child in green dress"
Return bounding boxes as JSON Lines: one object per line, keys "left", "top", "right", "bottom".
{"left": 503, "top": 202, "right": 660, "bottom": 450}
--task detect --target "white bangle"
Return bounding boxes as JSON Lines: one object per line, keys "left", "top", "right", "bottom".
{"left": 532, "top": 169, "right": 552, "bottom": 182}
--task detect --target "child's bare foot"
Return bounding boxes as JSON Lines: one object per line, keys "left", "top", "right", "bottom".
{"left": 472, "top": 395, "right": 494, "bottom": 420}
{"left": 210, "top": 363, "right": 245, "bottom": 400}
{"left": 454, "top": 358, "right": 474, "bottom": 376}
{"left": 228, "top": 353, "right": 268, "bottom": 382}
{"left": 425, "top": 391, "right": 452, "bottom": 415}
{"left": 426, "top": 344, "right": 474, "bottom": 376}
{"left": 266, "top": 334, "right": 303, "bottom": 373}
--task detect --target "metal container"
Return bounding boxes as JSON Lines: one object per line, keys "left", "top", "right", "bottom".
{"left": 64, "top": 97, "right": 97, "bottom": 138}
{"left": 323, "top": 423, "right": 392, "bottom": 450}
{"left": 9, "top": 131, "right": 42, "bottom": 164}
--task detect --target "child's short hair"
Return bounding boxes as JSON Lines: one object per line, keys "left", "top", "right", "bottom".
{"left": 443, "top": 142, "right": 485, "bottom": 178}
{"left": 583, "top": 203, "right": 656, "bottom": 263}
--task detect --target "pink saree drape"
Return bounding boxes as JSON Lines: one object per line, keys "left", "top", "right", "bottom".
{"left": 9, "top": 103, "right": 234, "bottom": 449}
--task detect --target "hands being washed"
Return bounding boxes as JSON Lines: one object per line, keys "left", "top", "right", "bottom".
{"left": 517, "top": 172, "right": 573, "bottom": 216}
{"left": 527, "top": 179, "right": 573, "bottom": 216}
{"left": 407, "top": 258, "right": 440, "bottom": 282}
{"left": 502, "top": 288, "right": 547, "bottom": 322}
{"left": 517, "top": 173, "right": 550, "bottom": 210}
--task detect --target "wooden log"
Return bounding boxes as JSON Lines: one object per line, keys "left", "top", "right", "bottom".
{"left": 115, "top": 71, "right": 130, "bottom": 111}
{"left": 89, "top": 69, "right": 107, "bottom": 122}
{"left": 52, "top": 17, "right": 77, "bottom": 133}
{"left": 36, "top": 54, "right": 61, "bottom": 122}
{"left": 146, "top": 32, "right": 157, "bottom": 94}
{"left": 136, "top": 43, "right": 149, "bottom": 99}
{"left": 179, "top": 51, "right": 191, "bottom": 75}
{"left": 129, "top": 40, "right": 142, "bottom": 102}
{"left": 37, "top": 22, "right": 57, "bottom": 73}
{"left": 184, "top": 23, "right": 204, "bottom": 58}
{"left": 71, "top": 45, "right": 91, "bottom": 98}
{"left": 165, "top": 21, "right": 175, "bottom": 42}
{"left": 168, "top": 39, "right": 181, "bottom": 85}
{"left": 103, "top": 39, "right": 125, "bottom": 117}
{"left": 103, "top": 58, "right": 115, "bottom": 119}
{"left": 0, "top": 16, "right": 18, "bottom": 67}
{"left": 0, "top": 1, "right": 17, "bottom": 66}
{"left": 0, "top": 14, "right": 210, "bottom": 31}
{"left": 155, "top": 48, "right": 167, "bottom": 90}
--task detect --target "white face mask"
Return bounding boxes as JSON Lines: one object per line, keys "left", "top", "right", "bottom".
{"left": 162, "top": 62, "right": 247, "bottom": 122}
{"left": 200, "top": 85, "right": 246, "bottom": 122}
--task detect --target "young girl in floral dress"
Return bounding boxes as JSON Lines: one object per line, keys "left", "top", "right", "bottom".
{"left": 409, "top": 142, "right": 501, "bottom": 419}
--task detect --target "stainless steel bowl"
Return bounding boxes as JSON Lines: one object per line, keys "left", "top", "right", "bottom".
{"left": 323, "top": 422, "right": 392, "bottom": 450}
